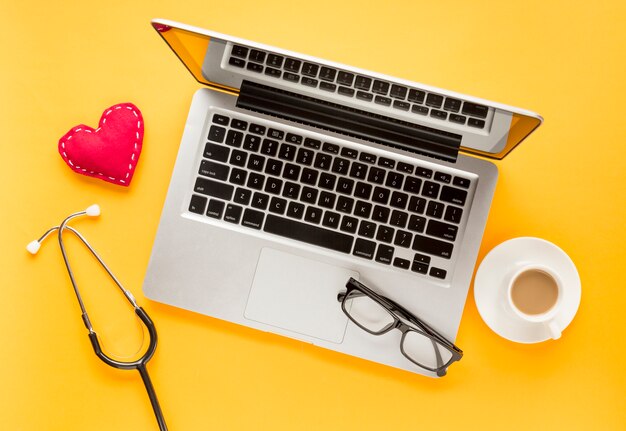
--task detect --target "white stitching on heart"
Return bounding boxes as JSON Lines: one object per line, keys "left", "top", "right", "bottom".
{"left": 59, "top": 103, "right": 142, "bottom": 185}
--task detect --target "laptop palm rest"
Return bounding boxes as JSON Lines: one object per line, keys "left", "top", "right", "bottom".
{"left": 244, "top": 248, "right": 359, "bottom": 344}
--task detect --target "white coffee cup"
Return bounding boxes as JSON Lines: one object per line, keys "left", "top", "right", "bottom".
{"left": 506, "top": 264, "right": 563, "bottom": 339}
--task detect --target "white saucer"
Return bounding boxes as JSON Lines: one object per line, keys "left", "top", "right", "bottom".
{"left": 474, "top": 237, "right": 581, "bottom": 343}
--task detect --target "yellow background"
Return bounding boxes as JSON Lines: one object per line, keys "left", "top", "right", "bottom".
{"left": 1, "top": 0, "right": 625, "bottom": 429}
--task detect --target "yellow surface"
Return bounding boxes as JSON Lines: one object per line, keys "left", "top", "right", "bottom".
{"left": 1, "top": 1, "right": 625, "bottom": 429}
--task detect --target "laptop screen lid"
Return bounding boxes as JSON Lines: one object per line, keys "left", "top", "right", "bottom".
{"left": 151, "top": 19, "right": 542, "bottom": 160}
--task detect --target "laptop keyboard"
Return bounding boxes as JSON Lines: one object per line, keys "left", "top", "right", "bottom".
{"left": 227, "top": 44, "right": 489, "bottom": 130}
{"left": 188, "top": 111, "right": 475, "bottom": 282}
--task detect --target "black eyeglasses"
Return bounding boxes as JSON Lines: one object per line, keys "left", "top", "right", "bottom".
{"left": 338, "top": 278, "right": 462, "bottom": 377}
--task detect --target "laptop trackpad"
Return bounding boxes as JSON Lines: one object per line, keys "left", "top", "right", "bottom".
{"left": 244, "top": 248, "right": 359, "bottom": 344}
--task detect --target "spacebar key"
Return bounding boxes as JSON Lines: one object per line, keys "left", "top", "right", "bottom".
{"left": 264, "top": 214, "right": 354, "bottom": 254}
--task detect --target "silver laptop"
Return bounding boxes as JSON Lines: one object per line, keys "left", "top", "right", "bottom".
{"left": 143, "top": 19, "right": 542, "bottom": 377}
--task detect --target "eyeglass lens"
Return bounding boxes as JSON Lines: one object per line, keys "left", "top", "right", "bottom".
{"left": 343, "top": 289, "right": 453, "bottom": 370}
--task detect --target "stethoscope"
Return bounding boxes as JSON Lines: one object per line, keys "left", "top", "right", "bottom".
{"left": 27, "top": 205, "right": 168, "bottom": 431}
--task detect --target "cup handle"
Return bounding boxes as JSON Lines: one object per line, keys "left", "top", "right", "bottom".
{"left": 546, "top": 320, "right": 562, "bottom": 340}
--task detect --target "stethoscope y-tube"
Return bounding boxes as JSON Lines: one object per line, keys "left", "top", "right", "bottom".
{"left": 28, "top": 205, "right": 167, "bottom": 431}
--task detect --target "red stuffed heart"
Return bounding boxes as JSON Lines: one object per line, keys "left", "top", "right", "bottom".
{"left": 58, "top": 103, "right": 143, "bottom": 186}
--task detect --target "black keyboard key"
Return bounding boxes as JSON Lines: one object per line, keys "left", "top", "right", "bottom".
{"left": 413, "top": 253, "right": 431, "bottom": 264}
{"left": 353, "top": 238, "right": 376, "bottom": 260}
{"left": 336, "top": 177, "right": 355, "bottom": 195}
{"left": 247, "top": 154, "right": 265, "bottom": 171}
{"left": 375, "top": 244, "right": 394, "bottom": 265}
{"left": 338, "top": 86, "right": 355, "bottom": 97}
{"left": 249, "top": 49, "right": 266, "bottom": 63}
{"left": 278, "top": 143, "right": 297, "bottom": 161}
{"left": 396, "top": 162, "right": 414, "bottom": 174}
{"left": 449, "top": 114, "right": 467, "bottom": 125}
{"left": 189, "top": 195, "right": 207, "bottom": 215}
{"left": 372, "top": 80, "right": 390, "bottom": 95}
{"left": 320, "top": 82, "right": 337, "bottom": 92}
{"left": 226, "top": 56, "right": 243, "bottom": 67}
{"left": 284, "top": 58, "right": 301, "bottom": 73}
{"left": 356, "top": 91, "right": 373, "bottom": 102}
{"left": 332, "top": 157, "right": 351, "bottom": 175}
{"left": 412, "top": 235, "right": 453, "bottom": 259}
{"left": 411, "top": 105, "right": 429, "bottom": 115}
{"left": 224, "top": 204, "right": 243, "bottom": 224}
{"left": 265, "top": 214, "right": 353, "bottom": 253}
{"left": 468, "top": 118, "right": 486, "bottom": 129}
{"left": 385, "top": 172, "right": 404, "bottom": 189}
{"left": 301, "top": 77, "right": 318, "bottom": 88}
{"left": 378, "top": 157, "right": 395, "bottom": 169}
{"left": 266, "top": 53, "right": 284, "bottom": 68}
{"left": 269, "top": 197, "right": 287, "bottom": 215}
{"left": 359, "top": 152, "right": 376, "bottom": 164}
{"left": 429, "top": 267, "right": 447, "bottom": 279}
{"left": 264, "top": 158, "right": 283, "bottom": 176}
{"left": 444, "top": 205, "right": 463, "bottom": 224}
{"left": 286, "top": 202, "right": 305, "bottom": 219}
{"left": 427, "top": 219, "right": 458, "bottom": 241}
{"left": 301, "top": 62, "right": 319, "bottom": 77}
{"left": 403, "top": 177, "right": 421, "bottom": 194}
{"left": 264, "top": 177, "right": 283, "bottom": 195}
{"left": 300, "top": 186, "right": 318, "bottom": 204}
{"left": 251, "top": 192, "right": 269, "bottom": 210}
{"left": 304, "top": 206, "right": 323, "bottom": 224}
{"left": 422, "top": 181, "right": 440, "bottom": 198}
{"left": 340, "top": 216, "right": 359, "bottom": 234}
{"left": 355, "top": 76, "right": 372, "bottom": 91}
{"left": 261, "top": 139, "right": 279, "bottom": 156}
{"left": 300, "top": 168, "right": 318, "bottom": 185}
{"left": 247, "top": 172, "right": 265, "bottom": 190}
{"left": 425, "top": 94, "right": 444, "bottom": 108}
{"left": 443, "top": 98, "right": 462, "bottom": 113}
{"left": 231, "top": 45, "right": 248, "bottom": 59}
{"left": 372, "top": 186, "right": 390, "bottom": 204}
{"left": 199, "top": 160, "right": 229, "bottom": 181}
{"left": 194, "top": 177, "right": 234, "bottom": 200}
{"left": 224, "top": 130, "right": 243, "bottom": 147}
{"left": 283, "top": 72, "right": 299, "bottom": 82}
{"left": 212, "top": 114, "right": 229, "bottom": 125}
{"left": 229, "top": 168, "right": 247, "bottom": 185}
{"left": 282, "top": 163, "right": 301, "bottom": 181}
{"left": 358, "top": 220, "right": 377, "bottom": 238}
{"left": 314, "top": 153, "right": 332, "bottom": 170}
{"left": 229, "top": 150, "right": 247, "bottom": 167}
{"left": 208, "top": 125, "right": 226, "bottom": 143}
{"left": 233, "top": 187, "right": 252, "bottom": 206}
{"left": 283, "top": 133, "right": 301, "bottom": 145}
{"left": 204, "top": 143, "right": 229, "bottom": 162}
{"left": 393, "top": 258, "right": 410, "bottom": 270}
{"left": 265, "top": 67, "right": 282, "bottom": 78}
{"left": 231, "top": 118, "right": 248, "bottom": 130}
{"left": 415, "top": 167, "right": 433, "bottom": 179}
{"left": 206, "top": 199, "right": 225, "bottom": 219}
{"left": 426, "top": 201, "right": 444, "bottom": 218}
{"left": 430, "top": 109, "right": 448, "bottom": 120}
{"left": 434, "top": 172, "right": 452, "bottom": 184}
{"left": 407, "top": 215, "right": 426, "bottom": 233}
{"left": 354, "top": 182, "right": 372, "bottom": 199}
{"left": 390, "top": 85, "right": 408, "bottom": 100}
{"left": 394, "top": 230, "right": 413, "bottom": 248}
{"left": 462, "top": 102, "right": 489, "bottom": 119}
{"left": 408, "top": 196, "right": 426, "bottom": 214}
{"left": 282, "top": 182, "right": 300, "bottom": 199}
{"left": 246, "top": 63, "right": 263, "bottom": 73}
{"left": 341, "top": 147, "right": 358, "bottom": 159}
{"left": 336, "top": 196, "right": 354, "bottom": 214}
{"left": 319, "top": 67, "right": 337, "bottom": 82}
{"left": 453, "top": 176, "right": 471, "bottom": 188}
{"left": 267, "top": 128, "right": 284, "bottom": 140}
{"left": 389, "top": 210, "right": 408, "bottom": 228}
{"left": 322, "top": 211, "right": 341, "bottom": 229}
{"left": 323, "top": 142, "right": 340, "bottom": 155}
{"left": 375, "top": 96, "right": 392, "bottom": 106}
{"left": 243, "top": 135, "right": 262, "bottom": 152}
{"left": 318, "top": 191, "right": 336, "bottom": 209}
{"left": 393, "top": 101, "right": 410, "bottom": 111}
{"left": 354, "top": 200, "right": 372, "bottom": 218}
{"left": 440, "top": 185, "right": 468, "bottom": 206}
{"left": 376, "top": 225, "right": 395, "bottom": 243}
{"left": 318, "top": 172, "right": 337, "bottom": 190}
{"left": 408, "top": 89, "right": 426, "bottom": 103}
{"left": 303, "top": 137, "right": 320, "bottom": 149}
{"left": 390, "top": 191, "right": 408, "bottom": 209}
{"left": 411, "top": 261, "right": 428, "bottom": 274}
{"left": 349, "top": 162, "right": 368, "bottom": 179}
{"left": 242, "top": 208, "right": 264, "bottom": 230}
{"left": 337, "top": 71, "right": 355, "bottom": 86}
{"left": 296, "top": 148, "right": 314, "bottom": 166}
{"left": 367, "top": 167, "right": 385, "bottom": 184}
{"left": 372, "top": 205, "right": 390, "bottom": 223}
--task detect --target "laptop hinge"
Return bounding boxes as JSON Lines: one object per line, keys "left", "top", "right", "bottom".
{"left": 236, "top": 80, "right": 461, "bottom": 162}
